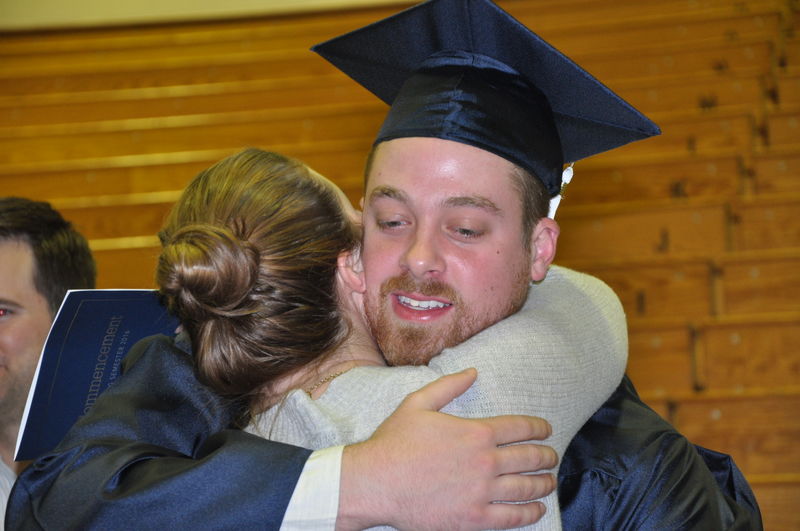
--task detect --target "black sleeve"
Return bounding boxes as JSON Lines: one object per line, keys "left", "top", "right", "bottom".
{"left": 7, "top": 335, "right": 311, "bottom": 530}
{"left": 558, "top": 376, "right": 763, "bottom": 530}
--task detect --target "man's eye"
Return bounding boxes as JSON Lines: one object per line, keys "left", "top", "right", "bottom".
{"left": 452, "top": 227, "right": 484, "bottom": 240}
{"left": 377, "top": 219, "right": 406, "bottom": 230}
{"left": 0, "top": 308, "right": 11, "bottom": 317}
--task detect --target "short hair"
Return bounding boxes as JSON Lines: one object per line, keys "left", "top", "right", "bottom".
{"left": 0, "top": 197, "right": 96, "bottom": 315}
{"left": 363, "top": 144, "right": 549, "bottom": 249}
{"left": 157, "top": 148, "right": 360, "bottom": 407}
{"left": 509, "top": 164, "right": 549, "bottom": 249}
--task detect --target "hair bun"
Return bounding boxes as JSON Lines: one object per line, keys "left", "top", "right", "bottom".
{"left": 158, "top": 224, "right": 260, "bottom": 321}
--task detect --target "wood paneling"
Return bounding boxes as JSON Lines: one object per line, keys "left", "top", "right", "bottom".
{"left": 627, "top": 321, "right": 696, "bottom": 396}
{"left": 730, "top": 194, "right": 800, "bottom": 250}
{"left": 564, "top": 259, "right": 714, "bottom": 320}
{"left": 719, "top": 251, "right": 800, "bottom": 314}
{"left": 673, "top": 395, "right": 800, "bottom": 476}
{"left": 563, "top": 156, "right": 744, "bottom": 204}
{"left": 1, "top": 0, "right": 798, "bottom": 523}
{"left": 698, "top": 315, "right": 800, "bottom": 390}
{"left": 751, "top": 480, "right": 800, "bottom": 531}
{"left": 91, "top": 240, "right": 160, "bottom": 289}
{"left": 557, "top": 201, "right": 728, "bottom": 260}
{"left": 752, "top": 152, "right": 800, "bottom": 194}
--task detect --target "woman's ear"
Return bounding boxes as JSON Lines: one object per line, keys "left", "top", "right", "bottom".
{"left": 337, "top": 247, "right": 366, "bottom": 294}
{"left": 529, "top": 217, "right": 559, "bottom": 282}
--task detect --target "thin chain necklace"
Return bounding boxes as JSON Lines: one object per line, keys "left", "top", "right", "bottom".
{"left": 304, "top": 370, "right": 349, "bottom": 395}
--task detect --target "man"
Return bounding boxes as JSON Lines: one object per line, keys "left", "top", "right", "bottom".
{"left": 0, "top": 197, "right": 96, "bottom": 524}
{"left": 314, "top": 1, "right": 761, "bottom": 527}
{"left": 8, "top": 0, "right": 761, "bottom": 529}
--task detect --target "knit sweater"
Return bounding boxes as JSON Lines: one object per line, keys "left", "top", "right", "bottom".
{"left": 247, "top": 265, "right": 628, "bottom": 530}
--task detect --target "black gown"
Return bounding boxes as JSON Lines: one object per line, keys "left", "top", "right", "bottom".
{"left": 7, "top": 335, "right": 762, "bottom": 530}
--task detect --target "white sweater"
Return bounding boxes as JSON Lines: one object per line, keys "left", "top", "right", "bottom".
{"left": 248, "top": 266, "right": 628, "bottom": 530}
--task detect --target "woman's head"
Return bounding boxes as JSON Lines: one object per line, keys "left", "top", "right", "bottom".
{"left": 157, "top": 148, "right": 360, "bottom": 405}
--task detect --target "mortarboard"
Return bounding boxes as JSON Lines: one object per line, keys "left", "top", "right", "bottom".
{"left": 312, "top": 0, "right": 661, "bottom": 201}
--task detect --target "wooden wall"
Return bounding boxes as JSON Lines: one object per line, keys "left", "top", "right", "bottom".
{"left": 1, "top": 0, "right": 797, "bottom": 527}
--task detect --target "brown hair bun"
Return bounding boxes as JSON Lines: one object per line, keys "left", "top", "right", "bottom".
{"left": 159, "top": 223, "right": 260, "bottom": 321}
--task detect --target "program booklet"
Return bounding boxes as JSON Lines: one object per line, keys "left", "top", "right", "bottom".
{"left": 15, "top": 289, "right": 180, "bottom": 461}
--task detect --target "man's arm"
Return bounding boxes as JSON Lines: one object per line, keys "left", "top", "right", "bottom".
{"left": 8, "top": 337, "right": 556, "bottom": 530}
{"left": 339, "top": 369, "right": 557, "bottom": 530}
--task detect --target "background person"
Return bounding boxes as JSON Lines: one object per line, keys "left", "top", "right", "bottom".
{"left": 0, "top": 197, "right": 95, "bottom": 523}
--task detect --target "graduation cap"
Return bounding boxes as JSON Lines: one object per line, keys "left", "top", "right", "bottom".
{"left": 312, "top": 0, "right": 660, "bottom": 202}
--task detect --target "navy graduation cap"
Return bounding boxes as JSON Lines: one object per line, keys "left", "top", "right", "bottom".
{"left": 312, "top": 0, "right": 660, "bottom": 200}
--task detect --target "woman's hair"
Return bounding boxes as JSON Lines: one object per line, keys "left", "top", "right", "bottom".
{"left": 157, "top": 148, "right": 359, "bottom": 408}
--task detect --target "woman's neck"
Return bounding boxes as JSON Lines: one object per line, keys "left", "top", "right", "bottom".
{"left": 304, "top": 340, "right": 384, "bottom": 398}
{"left": 260, "top": 313, "right": 385, "bottom": 407}
{"left": 258, "top": 267, "right": 385, "bottom": 407}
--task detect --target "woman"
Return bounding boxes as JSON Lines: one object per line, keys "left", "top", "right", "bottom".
{"left": 157, "top": 147, "right": 627, "bottom": 530}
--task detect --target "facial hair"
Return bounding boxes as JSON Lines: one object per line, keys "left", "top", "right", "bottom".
{"left": 365, "top": 268, "right": 530, "bottom": 366}
{"left": 0, "top": 356, "right": 38, "bottom": 451}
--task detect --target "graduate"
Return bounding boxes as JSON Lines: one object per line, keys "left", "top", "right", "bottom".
{"left": 7, "top": 1, "right": 761, "bottom": 529}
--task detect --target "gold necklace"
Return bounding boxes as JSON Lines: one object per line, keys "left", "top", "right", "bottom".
{"left": 304, "top": 370, "right": 348, "bottom": 395}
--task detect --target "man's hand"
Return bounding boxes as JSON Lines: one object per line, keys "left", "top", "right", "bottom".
{"left": 337, "top": 368, "right": 558, "bottom": 530}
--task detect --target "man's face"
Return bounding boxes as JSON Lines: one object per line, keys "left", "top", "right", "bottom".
{"left": 361, "top": 137, "right": 535, "bottom": 365}
{"left": 0, "top": 240, "right": 53, "bottom": 431}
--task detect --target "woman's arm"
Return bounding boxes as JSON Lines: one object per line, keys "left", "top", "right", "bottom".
{"left": 253, "top": 266, "right": 626, "bottom": 530}
{"left": 427, "top": 266, "right": 628, "bottom": 530}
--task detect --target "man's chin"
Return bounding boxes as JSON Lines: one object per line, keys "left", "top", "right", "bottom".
{"left": 383, "top": 345, "right": 442, "bottom": 366}
{"left": 371, "top": 319, "right": 452, "bottom": 366}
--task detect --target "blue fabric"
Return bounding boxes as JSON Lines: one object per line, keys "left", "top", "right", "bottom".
{"left": 313, "top": 0, "right": 661, "bottom": 195}
{"left": 7, "top": 336, "right": 761, "bottom": 529}
{"left": 558, "top": 375, "right": 763, "bottom": 530}
{"left": 6, "top": 335, "right": 310, "bottom": 530}
{"left": 376, "top": 51, "right": 564, "bottom": 195}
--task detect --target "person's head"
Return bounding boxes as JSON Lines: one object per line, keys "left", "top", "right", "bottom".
{"left": 0, "top": 197, "right": 96, "bottom": 315}
{"left": 0, "top": 197, "right": 95, "bottom": 452}
{"left": 361, "top": 137, "right": 558, "bottom": 365}
{"left": 314, "top": 0, "right": 659, "bottom": 365}
{"left": 157, "top": 148, "right": 360, "bottom": 406}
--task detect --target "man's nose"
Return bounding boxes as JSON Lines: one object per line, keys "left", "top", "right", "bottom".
{"left": 401, "top": 232, "right": 445, "bottom": 279}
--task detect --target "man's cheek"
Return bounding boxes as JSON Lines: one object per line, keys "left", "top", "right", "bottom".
{"left": 363, "top": 248, "right": 399, "bottom": 281}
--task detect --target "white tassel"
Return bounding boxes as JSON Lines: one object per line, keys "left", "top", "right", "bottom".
{"left": 547, "top": 164, "right": 574, "bottom": 219}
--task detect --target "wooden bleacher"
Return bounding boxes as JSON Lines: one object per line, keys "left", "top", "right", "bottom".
{"left": 1, "top": 0, "right": 797, "bottom": 527}
{"left": 753, "top": 151, "right": 800, "bottom": 192}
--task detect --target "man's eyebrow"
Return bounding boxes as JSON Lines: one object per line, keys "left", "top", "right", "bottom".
{"left": 0, "top": 297, "right": 22, "bottom": 309}
{"left": 442, "top": 195, "right": 502, "bottom": 215}
{"left": 368, "top": 185, "right": 409, "bottom": 205}
{"left": 367, "top": 186, "right": 502, "bottom": 215}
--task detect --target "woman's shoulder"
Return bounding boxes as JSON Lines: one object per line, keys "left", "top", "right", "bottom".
{"left": 249, "top": 366, "right": 442, "bottom": 448}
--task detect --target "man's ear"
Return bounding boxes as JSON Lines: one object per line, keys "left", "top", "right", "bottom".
{"left": 529, "top": 217, "right": 559, "bottom": 282}
{"left": 337, "top": 247, "right": 366, "bottom": 294}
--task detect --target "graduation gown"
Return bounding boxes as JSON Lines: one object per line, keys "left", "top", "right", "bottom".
{"left": 6, "top": 334, "right": 310, "bottom": 530}
{"left": 558, "top": 375, "right": 762, "bottom": 530}
{"left": 7, "top": 335, "right": 761, "bottom": 530}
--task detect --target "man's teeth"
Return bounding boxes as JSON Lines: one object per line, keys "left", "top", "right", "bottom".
{"left": 398, "top": 295, "right": 451, "bottom": 310}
